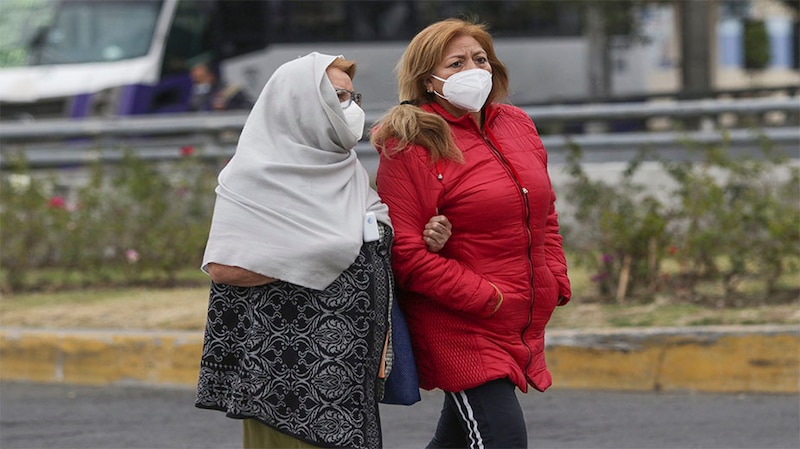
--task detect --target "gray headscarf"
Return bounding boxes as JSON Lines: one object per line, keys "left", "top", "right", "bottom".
{"left": 201, "top": 52, "right": 390, "bottom": 290}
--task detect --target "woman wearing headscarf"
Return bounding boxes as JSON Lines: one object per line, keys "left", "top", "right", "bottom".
{"left": 372, "top": 19, "right": 571, "bottom": 448}
{"left": 195, "top": 52, "right": 450, "bottom": 449}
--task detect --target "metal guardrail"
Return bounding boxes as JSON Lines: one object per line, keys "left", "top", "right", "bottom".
{"left": 1, "top": 97, "right": 797, "bottom": 140}
{"left": 1, "top": 97, "right": 798, "bottom": 169}
{"left": 520, "top": 96, "right": 800, "bottom": 121}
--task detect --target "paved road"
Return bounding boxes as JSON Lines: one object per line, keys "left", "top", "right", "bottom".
{"left": 1, "top": 382, "right": 797, "bottom": 449}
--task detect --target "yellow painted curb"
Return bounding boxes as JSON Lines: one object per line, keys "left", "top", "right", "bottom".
{"left": 546, "top": 325, "right": 800, "bottom": 393}
{"left": 0, "top": 329, "right": 203, "bottom": 387}
{"left": 1, "top": 326, "right": 798, "bottom": 393}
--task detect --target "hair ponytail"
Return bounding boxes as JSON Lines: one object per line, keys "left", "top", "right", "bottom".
{"left": 370, "top": 104, "right": 463, "bottom": 163}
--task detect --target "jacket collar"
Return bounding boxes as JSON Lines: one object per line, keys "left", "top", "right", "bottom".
{"left": 421, "top": 102, "right": 501, "bottom": 129}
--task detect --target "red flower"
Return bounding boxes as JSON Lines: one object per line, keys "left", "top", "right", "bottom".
{"left": 48, "top": 196, "right": 66, "bottom": 209}
{"left": 180, "top": 145, "right": 195, "bottom": 157}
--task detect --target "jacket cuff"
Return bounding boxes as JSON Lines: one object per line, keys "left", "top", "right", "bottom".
{"left": 485, "top": 282, "right": 503, "bottom": 317}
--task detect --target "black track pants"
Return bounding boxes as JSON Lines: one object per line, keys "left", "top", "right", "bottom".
{"left": 425, "top": 378, "right": 528, "bottom": 449}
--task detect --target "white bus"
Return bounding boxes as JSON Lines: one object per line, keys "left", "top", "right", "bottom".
{"left": 0, "top": 0, "right": 597, "bottom": 120}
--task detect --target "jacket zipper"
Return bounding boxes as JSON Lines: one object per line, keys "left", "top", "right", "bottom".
{"left": 479, "top": 122, "right": 537, "bottom": 382}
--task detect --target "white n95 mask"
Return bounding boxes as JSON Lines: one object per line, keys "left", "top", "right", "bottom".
{"left": 431, "top": 69, "right": 493, "bottom": 112}
{"left": 342, "top": 102, "right": 365, "bottom": 140}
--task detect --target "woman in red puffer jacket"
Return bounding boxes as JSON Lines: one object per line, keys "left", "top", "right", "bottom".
{"left": 371, "top": 18, "right": 571, "bottom": 449}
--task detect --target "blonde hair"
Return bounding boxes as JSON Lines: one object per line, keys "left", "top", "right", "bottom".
{"left": 329, "top": 57, "right": 356, "bottom": 80}
{"left": 371, "top": 18, "right": 509, "bottom": 162}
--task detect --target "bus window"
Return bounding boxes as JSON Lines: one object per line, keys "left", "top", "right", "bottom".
{"left": 274, "top": 1, "right": 349, "bottom": 42}
{"left": 413, "top": 0, "right": 582, "bottom": 38}
{"left": 32, "top": 0, "right": 162, "bottom": 65}
{"left": 347, "top": 1, "right": 416, "bottom": 41}
{"left": 0, "top": 0, "right": 54, "bottom": 67}
{"left": 212, "top": 1, "right": 270, "bottom": 59}
{"left": 161, "top": 0, "right": 213, "bottom": 76}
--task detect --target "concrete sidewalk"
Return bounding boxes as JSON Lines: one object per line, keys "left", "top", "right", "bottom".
{"left": 1, "top": 325, "right": 798, "bottom": 393}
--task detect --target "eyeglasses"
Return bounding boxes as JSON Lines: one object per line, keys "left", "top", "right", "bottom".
{"left": 336, "top": 88, "right": 362, "bottom": 108}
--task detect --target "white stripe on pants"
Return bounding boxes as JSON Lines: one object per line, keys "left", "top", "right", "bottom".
{"left": 448, "top": 390, "right": 485, "bottom": 449}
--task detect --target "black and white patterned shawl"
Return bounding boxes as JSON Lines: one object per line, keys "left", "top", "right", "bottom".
{"left": 196, "top": 229, "right": 393, "bottom": 449}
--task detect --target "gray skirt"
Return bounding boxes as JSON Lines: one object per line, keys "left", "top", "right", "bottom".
{"left": 196, "top": 229, "right": 392, "bottom": 449}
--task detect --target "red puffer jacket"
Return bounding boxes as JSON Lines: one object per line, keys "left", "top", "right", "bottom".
{"left": 376, "top": 102, "right": 570, "bottom": 393}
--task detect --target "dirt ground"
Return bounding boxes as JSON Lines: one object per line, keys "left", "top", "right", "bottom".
{"left": 1, "top": 286, "right": 798, "bottom": 331}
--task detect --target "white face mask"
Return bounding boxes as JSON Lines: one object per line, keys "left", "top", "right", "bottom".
{"left": 431, "top": 69, "right": 493, "bottom": 112}
{"left": 341, "top": 102, "right": 365, "bottom": 140}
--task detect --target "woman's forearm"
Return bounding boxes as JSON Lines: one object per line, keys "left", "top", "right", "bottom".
{"left": 207, "top": 263, "right": 277, "bottom": 287}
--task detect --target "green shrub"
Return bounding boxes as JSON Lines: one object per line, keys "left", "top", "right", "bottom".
{"left": 0, "top": 148, "right": 221, "bottom": 292}
{"left": 561, "top": 144, "right": 669, "bottom": 304}
{"left": 2, "top": 134, "right": 798, "bottom": 308}
{"left": 662, "top": 134, "right": 799, "bottom": 305}
{"left": 561, "top": 134, "right": 799, "bottom": 306}
{"left": 0, "top": 154, "right": 60, "bottom": 290}
{"left": 743, "top": 19, "right": 771, "bottom": 70}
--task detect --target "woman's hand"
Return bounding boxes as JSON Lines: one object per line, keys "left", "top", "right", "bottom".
{"left": 207, "top": 263, "right": 277, "bottom": 287}
{"left": 423, "top": 215, "right": 452, "bottom": 252}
